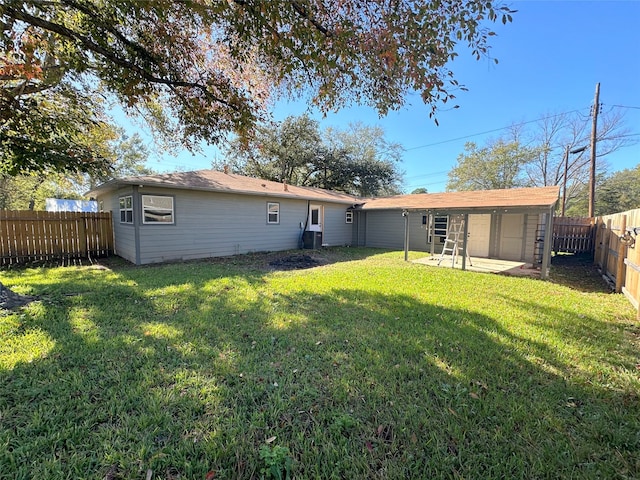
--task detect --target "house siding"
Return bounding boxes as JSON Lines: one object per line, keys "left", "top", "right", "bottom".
{"left": 321, "top": 203, "right": 353, "bottom": 247}
{"left": 100, "top": 187, "right": 352, "bottom": 264}
{"left": 109, "top": 187, "right": 137, "bottom": 264}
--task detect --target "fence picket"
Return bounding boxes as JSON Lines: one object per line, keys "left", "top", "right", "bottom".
{"left": 0, "top": 211, "right": 113, "bottom": 266}
{"left": 596, "top": 209, "right": 640, "bottom": 317}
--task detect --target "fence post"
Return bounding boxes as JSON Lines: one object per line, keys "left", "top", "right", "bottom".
{"left": 615, "top": 215, "right": 627, "bottom": 293}
{"left": 602, "top": 219, "right": 612, "bottom": 275}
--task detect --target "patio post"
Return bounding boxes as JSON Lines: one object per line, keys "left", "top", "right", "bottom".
{"left": 403, "top": 210, "right": 409, "bottom": 261}
{"left": 541, "top": 208, "right": 554, "bottom": 279}
{"left": 462, "top": 213, "right": 469, "bottom": 271}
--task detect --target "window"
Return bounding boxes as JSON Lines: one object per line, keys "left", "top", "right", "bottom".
{"left": 142, "top": 195, "right": 174, "bottom": 224}
{"left": 267, "top": 202, "right": 280, "bottom": 224}
{"left": 428, "top": 215, "right": 449, "bottom": 243}
{"left": 345, "top": 211, "right": 353, "bottom": 224}
{"left": 119, "top": 196, "right": 133, "bottom": 224}
{"left": 99, "top": 200, "right": 104, "bottom": 212}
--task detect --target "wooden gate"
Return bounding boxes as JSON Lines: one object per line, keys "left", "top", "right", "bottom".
{"left": 552, "top": 217, "right": 595, "bottom": 254}
{"left": 0, "top": 210, "right": 113, "bottom": 266}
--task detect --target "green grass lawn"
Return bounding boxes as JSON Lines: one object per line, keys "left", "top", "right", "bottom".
{"left": 1, "top": 248, "right": 638, "bottom": 479}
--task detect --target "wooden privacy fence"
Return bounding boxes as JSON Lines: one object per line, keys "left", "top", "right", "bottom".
{"left": 0, "top": 210, "right": 113, "bottom": 266}
{"left": 553, "top": 216, "right": 596, "bottom": 254}
{"left": 594, "top": 208, "right": 640, "bottom": 320}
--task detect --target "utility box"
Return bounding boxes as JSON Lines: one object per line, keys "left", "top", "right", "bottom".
{"left": 302, "top": 231, "right": 323, "bottom": 249}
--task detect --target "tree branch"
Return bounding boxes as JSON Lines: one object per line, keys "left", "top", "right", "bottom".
{"left": 3, "top": 4, "right": 241, "bottom": 111}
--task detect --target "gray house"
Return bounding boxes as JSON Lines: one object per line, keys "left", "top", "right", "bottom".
{"left": 88, "top": 169, "right": 357, "bottom": 265}
{"left": 89, "top": 170, "right": 559, "bottom": 276}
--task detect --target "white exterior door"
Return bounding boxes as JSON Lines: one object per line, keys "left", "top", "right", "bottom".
{"left": 309, "top": 205, "right": 323, "bottom": 232}
{"left": 467, "top": 214, "right": 491, "bottom": 257}
{"left": 499, "top": 214, "right": 525, "bottom": 261}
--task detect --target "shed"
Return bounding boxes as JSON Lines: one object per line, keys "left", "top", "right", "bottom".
{"left": 351, "top": 186, "right": 560, "bottom": 278}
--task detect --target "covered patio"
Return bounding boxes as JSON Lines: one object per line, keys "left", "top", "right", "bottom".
{"left": 352, "top": 186, "right": 560, "bottom": 279}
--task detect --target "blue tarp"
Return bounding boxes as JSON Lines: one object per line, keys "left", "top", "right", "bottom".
{"left": 45, "top": 198, "right": 98, "bottom": 213}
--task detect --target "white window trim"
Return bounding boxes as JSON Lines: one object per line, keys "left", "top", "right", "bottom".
{"left": 119, "top": 195, "right": 133, "bottom": 224}
{"left": 267, "top": 202, "right": 280, "bottom": 224}
{"left": 345, "top": 211, "right": 353, "bottom": 224}
{"left": 142, "top": 195, "right": 175, "bottom": 225}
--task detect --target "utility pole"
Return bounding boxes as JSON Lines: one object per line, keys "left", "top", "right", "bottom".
{"left": 561, "top": 145, "right": 569, "bottom": 217}
{"left": 588, "top": 82, "right": 600, "bottom": 217}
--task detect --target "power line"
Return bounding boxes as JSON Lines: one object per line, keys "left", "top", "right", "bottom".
{"left": 610, "top": 104, "right": 640, "bottom": 110}
{"left": 404, "top": 108, "right": 589, "bottom": 152}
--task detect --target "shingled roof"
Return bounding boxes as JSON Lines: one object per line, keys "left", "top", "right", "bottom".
{"left": 89, "top": 170, "right": 559, "bottom": 211}
{"left": 357, "top": 185, "right": 560, "bottom": 211}
{"left": 88, "top": 169, "right": 360, "bottom": 204}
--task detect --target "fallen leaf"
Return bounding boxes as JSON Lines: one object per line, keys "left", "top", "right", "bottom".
{"left": 315, "top": 341, "right": 322, "bottom": 345}
{"left": 365, "top": 441, "right": 373, "bottom": 452}
{"left": 265, "top": 436, "right": 276, "bottom": 444}
{"left": 469, "top": 392, "right": 480, "bottom": 399}
{"left": 205, "top": 471, "right": 216, "bottom": 480}
{"left": 377, "top": 425, "right": 384, "bottom": 435}
{"left": 146, "top": 469, "right": 153, "bottom": 480}
{"left": 411, "top": 433, "right": 417, "bottom": 444}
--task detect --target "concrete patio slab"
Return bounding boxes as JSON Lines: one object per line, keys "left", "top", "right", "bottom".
{"left": 412, "top": 256, "right": 541, "bottom": 278}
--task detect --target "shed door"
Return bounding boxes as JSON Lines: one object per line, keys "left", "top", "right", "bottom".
{"left": 499, "top": 214, "right": 525, "bottom": 261}
{"left": 467, "top": 214, "right": 491, "bottom": 258}
{"left": 309, "top": 205, "right": 323, "bottom": 232}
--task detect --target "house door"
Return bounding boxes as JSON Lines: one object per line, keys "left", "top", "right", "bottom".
{"left": 467, "top": 214, "right": 491, "bottom": 257}
{"left": 309, "top": 205, "right": 323, "bottom": 232}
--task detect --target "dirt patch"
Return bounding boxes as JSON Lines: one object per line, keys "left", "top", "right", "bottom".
{"left": 0, "top": 282, "right": 37, "bottom": 310}
{"left": 268, "top": 254, "right": 322, "bottom": 270}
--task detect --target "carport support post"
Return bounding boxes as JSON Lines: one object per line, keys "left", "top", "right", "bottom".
{"left": 541, "top": 208, "right": 554, "bottom": 279}
{"left": 462, "top": 214, "right": 469, "bottom": 271}
{"left": 403, "top": 210, "right": 409, "bottom": 261}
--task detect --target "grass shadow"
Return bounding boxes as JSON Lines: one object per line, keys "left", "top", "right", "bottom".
{"left": 550, "top": 253, "right": 612, "bottom": 293}
{"left": 0, "top": 256, "right": 638, "bottom": 478}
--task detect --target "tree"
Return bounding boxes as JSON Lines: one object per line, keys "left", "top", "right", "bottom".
{"left": 589, "top": 165, "right": 640, "bottom": 216}
{"left": 446, "top": 140, "right": 538, "bottom": 191}
{"left": 218, "top": 115, "right": 402, "bottom": 196}
{"left": 2, "top": 0, "right": 515, "bottom": 174}
{"left": 509, "top": 109, "right": 634, "bottom": 211}
{"left": 411, "top": 188, "right": 428, "bottom": 194}
{"left": 0, "top": 131, "right": 154, "bottom": 209}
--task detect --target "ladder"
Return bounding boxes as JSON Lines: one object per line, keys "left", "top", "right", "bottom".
{"left": 438, "top": 216, "right": 473, "bottom": 267}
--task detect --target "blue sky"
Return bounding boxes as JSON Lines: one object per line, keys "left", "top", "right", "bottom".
{"left": 123, "top": 0, "right": 640, "bottom": 193}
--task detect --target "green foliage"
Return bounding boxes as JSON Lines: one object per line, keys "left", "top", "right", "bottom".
{"left": 259, "top": 445, "right": 293, "bottom": 480}
{"left": 410, "top": 187, "right": 428, "bottom": 194}
{"left": 595, "top": 164, "right": 640, "bottom": 215}
{"left": 220, "top": 115, "right": 403, "bottom": 196}
{"left": 0, "top": 131, "right": 154, "bottom": 207}
{"left": 2, "top": 1, "right": 515, "bottom": 173}
{"left": 0, "top": 86, "right": 116, "bottom": 176}
{"left": 447, "top": 140, "right": 538, "bottom": 191}
{"left": 0, "top": 174, "right": 57, "bottom": 210}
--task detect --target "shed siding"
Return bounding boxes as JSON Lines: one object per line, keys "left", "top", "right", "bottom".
{"left": 524, "top": 213, "right": 539, "bottom": 263}
{"left": 363, "top": 210, "right": 429, "bottom": 251}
